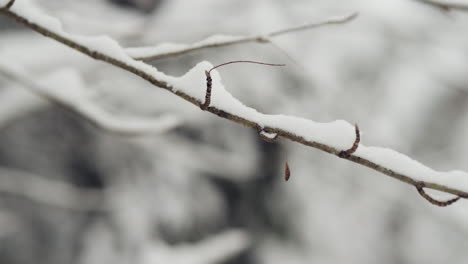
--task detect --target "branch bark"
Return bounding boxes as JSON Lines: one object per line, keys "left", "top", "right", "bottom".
{"left": 1, "top": 3, "right": 467, "bottom": 203}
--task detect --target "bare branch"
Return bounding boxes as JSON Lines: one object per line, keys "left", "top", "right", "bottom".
{"left": 416, "top": 0, "right": 468, "bottom": 11}
{"left": 126, "top": 12, "right": 358, "bottom": 61}
{"left": 0, "top": 65, "right": 182, "bottom": 136}
{"left": 2, "top": 6, "right": 468, "bottom": 202}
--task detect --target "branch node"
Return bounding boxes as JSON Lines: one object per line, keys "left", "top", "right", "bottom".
{"left": 256, "top": 125, "right": 279, "bottom": 142}
{"left": 415, "top": 183, "right": 460, "bottom": 207}
{"left": 338, "top": 123, "right": 360, "bottom": 158}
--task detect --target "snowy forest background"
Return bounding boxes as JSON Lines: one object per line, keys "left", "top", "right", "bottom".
{"left": 1, "top": 0, "right": 468, "bottom": 263}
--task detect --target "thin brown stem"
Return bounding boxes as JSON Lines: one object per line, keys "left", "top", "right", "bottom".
{"left": 416, "top": 184, "right": 460, "bottom": 207}
{"left": 338, "top": 123, "right": 360, "bottom": 158}
{"left": 3, "top": 0, "right": 15, "bottom": 9}
{"left": 201, "top": 60, "right": 285, "bottom": 110}
{"left": 208, "top": 60, "right": 285, "bottom": 74}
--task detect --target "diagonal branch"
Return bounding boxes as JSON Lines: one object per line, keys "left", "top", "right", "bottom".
{"left": 125, "top": 12, "right": 358, "bottom": 61}
{"left": 416, "top": 0, "right": 468, "bottom": 11}
{"left": 2, "top": 3, "right": 468, "bottom": 203}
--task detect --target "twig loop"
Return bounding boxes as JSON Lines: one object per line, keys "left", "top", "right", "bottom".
{"left": 415, "top": 183, "right": 460, "bottom": 207}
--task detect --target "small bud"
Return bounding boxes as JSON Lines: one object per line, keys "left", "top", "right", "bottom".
{"left": 284, "top": 162, "right": 290, "bottom": 181}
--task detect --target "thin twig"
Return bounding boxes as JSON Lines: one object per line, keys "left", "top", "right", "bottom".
{"left": 3, "top": 0, "right": 15, "bottom": 9}
{"left": 207, "top": 61, "right": 285, "bottom": 74}
{"left": 201, "top": 70, "right": 212, "bottom": 110}
{"left": 415, "top": 183, "right": 460, "bottom": 207}
{"left": 201, "top": 60, "right": 284, "bottom": 110}
{"left": 416, "top": 0, "right": 468, "bottom": 11}
{"left": 128, "top": 12, "right": 358, "bottom": 61}
{"left": 338, "top": 123, "right": 360, "bottom": 158}
{"left": 2, "top": 8, "right": 468, "bottom": 200}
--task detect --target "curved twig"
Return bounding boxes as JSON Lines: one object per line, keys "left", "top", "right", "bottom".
{"left": 201, "top": 61, "right": 285, "bottom": 110}
{"left": 338, "top": 123, "right": 360, "bottom": 158}
{"left": 415, "top": 183, "right": 460, "bottom": 207}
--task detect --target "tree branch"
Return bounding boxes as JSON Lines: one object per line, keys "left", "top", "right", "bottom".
{"left": 2, "top": 3, "right": 468, "bottom": 203}
{"left": 125, "top": 12, "right": 358, "bottom": 61}
{"left": 416, "top": 0, "right": 468, "bottom": 11}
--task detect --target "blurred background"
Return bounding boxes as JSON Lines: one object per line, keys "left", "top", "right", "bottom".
{"left": 1, "top": 0, "right": 468, "bottom": 263}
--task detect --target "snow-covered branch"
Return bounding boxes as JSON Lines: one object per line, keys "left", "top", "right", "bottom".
{"left": 2, "top": 0, "right": 468, "bottom": 204}
{"left": 416, "top": 0, "right": 468, "bottom": 11}
{"left": 0, "top": 64, "right": 182, "bottom": 136}
{"left": 125, "top": 12, "right": 358, "bottom": 61}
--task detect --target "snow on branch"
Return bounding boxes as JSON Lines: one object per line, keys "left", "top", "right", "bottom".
{"left": 416, "top": 0, "right": 468, "bottom": 11}
{"left": 125, "top": 12, "right": 358, "bottom": 61}
{"left": 2, "top": 0, "right": 468, "bottom": 205}
{"left": 0, "top": 64, "right": 182, "bottom": 136}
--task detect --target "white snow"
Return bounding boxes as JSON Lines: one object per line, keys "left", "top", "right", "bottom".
{"left": 259, "top": 130, "right": 278, "bottom": 139}
{"left": 125, "top": 34, "right": 245, "bottom": 59}
{"left": 6, "top": 0, "right": 468, "bottom": 194}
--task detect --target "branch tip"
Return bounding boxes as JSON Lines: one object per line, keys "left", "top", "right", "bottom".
{"left": 201, "top": 60, "right": 284, "bottom": 111}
